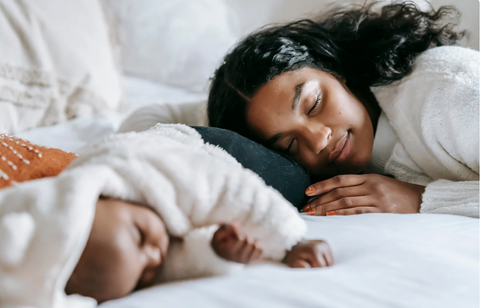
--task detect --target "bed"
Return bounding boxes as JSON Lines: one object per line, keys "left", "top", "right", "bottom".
{"left": 102, "top": 213, "right": 478, "bottom": 308}
{"left": 3, "top": 0, "right": 479, "bottom": 307}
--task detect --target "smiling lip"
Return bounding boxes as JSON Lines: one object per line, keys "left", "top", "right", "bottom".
{"left": 329, "top": 133, "right": 349, "bottom": 163}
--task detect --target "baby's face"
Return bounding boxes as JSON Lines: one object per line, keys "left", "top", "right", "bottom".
{"left": 66, "top": 198, "right": 169, "bottom": 303}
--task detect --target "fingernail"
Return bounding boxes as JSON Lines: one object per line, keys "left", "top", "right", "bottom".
{"left": 307, "top": 209, "right": 315, "bottom": 215}
{"left": 326, "top": 211, "right": 335, "bottom": 216}
{"left": 302, "top": 204, "right": 310, "bottom": 212}
{"left": 305, "top": 186, "right": 314, "bottom": 195}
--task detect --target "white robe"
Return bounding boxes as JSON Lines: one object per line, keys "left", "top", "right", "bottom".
{"left": 371, "top": 46, "right": 479, "bottom": 217}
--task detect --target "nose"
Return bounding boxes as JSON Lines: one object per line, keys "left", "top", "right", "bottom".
{"left": 144, "top": 245, "right": 162, "bottom": 267}
{"left": 303, "top": 123, "right": 332, "bottom": 154}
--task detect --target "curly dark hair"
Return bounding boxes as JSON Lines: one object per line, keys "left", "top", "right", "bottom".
{"left": 207, "top": 1, "right": 465, "bottom": 140}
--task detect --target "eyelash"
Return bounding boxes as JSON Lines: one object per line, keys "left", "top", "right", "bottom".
{"left": 285, "top": 93, "right": 322, "bottom": 153}
{"left": 284, "top": 93, "right": 323, "bottom": 154}
{"left": 137, "top": 225, "right": 145, "bottom": 246}
{"left": 307, "top": 93, "right": 322, "bottom": 115}
{"left": 286, "top": 139, "right": 295, "bottom": 153}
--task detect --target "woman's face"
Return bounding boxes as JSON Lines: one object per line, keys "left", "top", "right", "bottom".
{"left": 247, "top": 68, "right": 374, "bottom": 177}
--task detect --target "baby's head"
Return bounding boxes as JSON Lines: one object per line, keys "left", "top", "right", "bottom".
{"left": 66, "top": 198, "right": 169, "bottom": 303}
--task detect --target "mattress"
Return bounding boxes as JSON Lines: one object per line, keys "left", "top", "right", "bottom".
{"left": 100, "top": 213, "right": 478, "bottom": 308}
{"left": 16, "top": 76, "right": 479, "bottom": 308}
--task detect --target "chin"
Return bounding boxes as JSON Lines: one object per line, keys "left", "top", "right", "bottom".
{"left": 311, "top": 162, "right": 366, "bottom": 178}
{"left": 343, "top": 161, "right": 368, "bottom": 175}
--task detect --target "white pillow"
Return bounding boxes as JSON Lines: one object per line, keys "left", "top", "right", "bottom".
{"left": 118, "top": 101, "right": 208, "bottom": 134}
{"left": 106, "top": 0, "right": 239, "bottom": 93}
{"left": 0, "top": 0, "right": 122, "bottom": 134}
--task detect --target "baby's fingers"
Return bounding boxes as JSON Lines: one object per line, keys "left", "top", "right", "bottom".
{"left": 247, "top": 241, "right": 263, "bottom": 262}
{"left": 289, "top": 258, "right": 311, "bottom": 268}
{"left": 324, "top": 250, "right": 334, "bottom": 266}
{"left": 304, "top": 240, "right": 334, "bottom": 268}
{"left": 213, "top": 224, "right": 238, "bottom": 243}
{"left": 306, "top": 252, "right": 323, "bottom": 268}
{"left": 238, "top": 240, "right": 256, "bottom": 264}
{"left": 227, "top": 235, "right": 244, "bottom": 254}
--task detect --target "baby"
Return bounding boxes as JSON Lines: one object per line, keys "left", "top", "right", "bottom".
{"left": 0, "top": 125, "right": 333, "bottom": 308}
{"left": 65, "top": 198, "right": 334, "bottom": 303}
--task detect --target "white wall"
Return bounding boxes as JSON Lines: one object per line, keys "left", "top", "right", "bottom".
{"left": 225, "top": 0, "right": 479, "bottom": 50}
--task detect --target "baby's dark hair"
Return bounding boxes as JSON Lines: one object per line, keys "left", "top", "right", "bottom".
{"left": 207, "top": 1, "right": 465, "bottom": 139}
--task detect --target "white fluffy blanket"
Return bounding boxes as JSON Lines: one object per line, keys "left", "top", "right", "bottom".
{"left": 0, "top": 124, "right": 306, "bottom": 308}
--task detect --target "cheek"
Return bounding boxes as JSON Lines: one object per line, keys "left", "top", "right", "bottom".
{"left": 250, "top": 114, "right": 284, "bottom": 138}
{"left": 354, "top": 127, "right": 374, "bottom": 164}
{"left": 327, "top": 84, "right": 365, "bottom": 121}
{"left": 114, "top": 234, "right": 145, "bottom": 285}
{"left": 334, "top": 99, "right": 361, "bottom": 124}
{"left": 291, "top": 148, "right": 322, "bottom": 174}
{"left": 115, "top": 253, "right": 144, "bottom": 295}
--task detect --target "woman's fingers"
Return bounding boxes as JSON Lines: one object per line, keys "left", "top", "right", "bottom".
{"left": 304, "top": 185, "right": 367, "bottom": 211}
{"left": 332, "top": 206, "right": 380, "bottom": 216}
{"left": 305, "top": 174, "right": 366, "bottom": 197}
{"left": 306, "top": 196, "right": 375, "bottom": 216}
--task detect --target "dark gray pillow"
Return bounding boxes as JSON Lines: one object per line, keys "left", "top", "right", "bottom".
{"left": 193, "top": 126, "right": 310, "bottom": 210}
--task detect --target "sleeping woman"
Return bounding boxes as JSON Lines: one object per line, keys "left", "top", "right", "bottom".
{"left": 207, "top": 1, "right": 479, "bottom": 218}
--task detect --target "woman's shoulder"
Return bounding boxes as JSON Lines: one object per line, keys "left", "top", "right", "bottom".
{"left": 371, "top": 45, "right": 478, "bottom": 133}
{"left": 413, "top": 46, "right": 479, "bottom": 77}
{"left": 371, "top": 46, "right": 479, "bottom": 180}
{"left": 372, "top": 46, "right": 479, "bottom": 96}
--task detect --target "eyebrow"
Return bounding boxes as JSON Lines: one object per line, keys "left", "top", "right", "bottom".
{"left": 292, "top": 82, "right": 305, "bottom": 110}
{"left": 264, "top": 83, "right": 304, "bottom": 148}
{"left": 265, "top": 132, "right": 282, "bottom": 148}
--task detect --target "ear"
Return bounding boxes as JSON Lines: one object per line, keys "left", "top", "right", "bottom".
{"left": 336, "top": 74, "right": 347, "bottom": 84}
{"left": 331, "top": 72, "right": 346, "bottom": 84}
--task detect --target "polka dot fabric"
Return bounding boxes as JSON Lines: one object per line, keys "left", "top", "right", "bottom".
{"left": 0, "top": 134, "right": 77, "bottom": 189}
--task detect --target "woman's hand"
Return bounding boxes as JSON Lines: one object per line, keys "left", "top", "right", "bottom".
{"left": 211, "top": 224, "right": 263, "bottom": 264}
{"left": 303, "top": 174, "right": 425, "bottom": 216}
{"left": 283, "top": 240, "right": 334, "bottom": 268}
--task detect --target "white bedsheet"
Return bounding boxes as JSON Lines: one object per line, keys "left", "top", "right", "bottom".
{"left": 101, "top": 214, "right": 478, "bottom": 308}
{"left": 13, "top": 76, "right": 479, "bottom": 308}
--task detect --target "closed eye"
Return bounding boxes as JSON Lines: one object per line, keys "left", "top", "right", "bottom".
{"left": 135, "top": 223, "right": 146, "bottom": 246}
{"left": 307, "top": 93, "right": 322, "bottom": 115}
{"left": 285, "top": 139, "right": 295, "bottom": 154}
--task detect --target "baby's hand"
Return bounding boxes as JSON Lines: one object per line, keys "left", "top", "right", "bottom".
{"left": 283, "top": 240, "right": 334, "bottom": 268}
{"left": 211, "top": 224, "right": 263, "bottom": 264}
